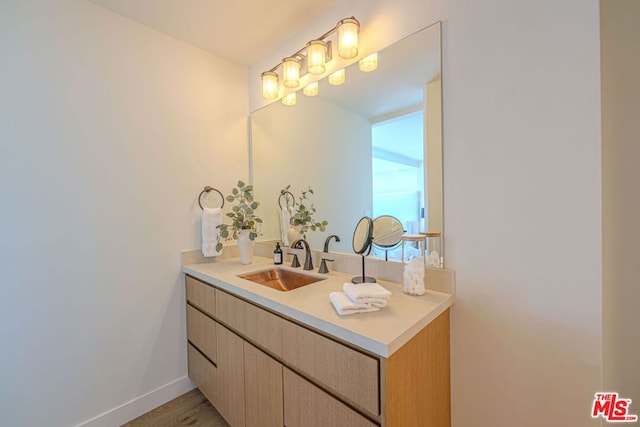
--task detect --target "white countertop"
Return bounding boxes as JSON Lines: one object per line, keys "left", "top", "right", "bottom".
{"left": 182, "top": 256, "right": 454, "bottom": 358}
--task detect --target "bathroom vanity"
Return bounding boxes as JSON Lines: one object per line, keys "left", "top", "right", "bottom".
{"left": 182, "top": 255, "right": 453, "bottom": 427}
{"left": 185, "top": 19, "right": 449, "bottom": 427}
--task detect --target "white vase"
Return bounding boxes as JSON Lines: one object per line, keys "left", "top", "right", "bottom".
{"left": 238, "top": 228, "right": 255, "bottom": 265}
{"left": 287, "top": 225, "right": 303, "bottom": 245}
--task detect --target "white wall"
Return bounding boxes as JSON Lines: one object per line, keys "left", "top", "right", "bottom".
{"left": 0, "top": 1, "right": 247, "bottom": 426}
{"left": 601, "top": 0, "right": 640, "bottom": 402}
{"left": 250, "top": 1, "right": 602, "bottom": 426}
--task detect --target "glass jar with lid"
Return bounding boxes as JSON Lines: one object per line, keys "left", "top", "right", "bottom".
{"left": 420, "top": 231, "right": 442, "bottom": 268}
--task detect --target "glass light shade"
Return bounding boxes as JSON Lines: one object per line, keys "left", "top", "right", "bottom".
{"left": 282, "top": 57, "right": 300, "bottom": 88}
{"left": 328, "top": 69, "right": 346, "bottom": 86}
{"left": 282, "top": 92, "right": 296, "bottom": 106}
{"left": 303, "top": 82, "right": 319, "bottom": 96}
{"left": 307, "top": 40, "right": 327, "bottom": 75}
{"left": 359, "top": 53, "right": 378, "bottom": 72}
{"left": 337, "top": 18, "right": 359, "bottom": 59}
{"left": 261, "top": 71, "right": 278, "bottom": 99}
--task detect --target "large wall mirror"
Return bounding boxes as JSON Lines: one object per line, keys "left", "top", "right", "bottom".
{"left": 250, "top": 21, "right": 443, "bottom": 264}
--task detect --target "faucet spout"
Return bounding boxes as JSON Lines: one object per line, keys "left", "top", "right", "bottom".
{"left": 291, "top": 239, "right": 313, "bottom": 271}
{"left": 323, "top": 234, "right": 341, "bottom": 253}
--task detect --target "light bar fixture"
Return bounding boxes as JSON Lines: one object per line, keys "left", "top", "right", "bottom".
{"left": 282, "top": 57, "right": 300, "bottom": 88}
{"left": 262, "top": 17, "right": 379, "bottom": 104}
{"left": 261, "top": 71, "right": 278, "bottom": 99}
{"left": 307, "top": 40, "right": 327, "bottom": 75}
{"left": 337, "top": 18, "right": 359, "bottom": 59}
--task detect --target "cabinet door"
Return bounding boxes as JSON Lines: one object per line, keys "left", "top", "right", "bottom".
{"left": 215, "top": 323, "right": 246, "bottom": 427}
{"left": 283, "top": 368, "right": 377, "bottom": 427}
{"left": 244, "top": 342, "right": 283, "bottom": 427}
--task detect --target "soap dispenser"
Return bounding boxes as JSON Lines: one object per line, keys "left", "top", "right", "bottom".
{"left": 273, "top": 242, "right": 283, "bottom": 265}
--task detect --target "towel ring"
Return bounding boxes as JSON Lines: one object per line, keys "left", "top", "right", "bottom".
{"left": 278, "top": 190, "right": 295, "bottom": 210}
{"left": 198, "top": 186, "right": 225, "bottom": 210}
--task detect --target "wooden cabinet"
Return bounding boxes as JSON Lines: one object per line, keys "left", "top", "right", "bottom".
{"left": 215, "top": 323, "right": 246, "bottom": 427}
{"left": 185, "top": 275, "right": 215, "bottom": 316}
{"left": 185, "top": 274, "right": 450, "bottom": 427}
{"left": 186, "top": 305, "right": 217, "bottom": 364}
{"left": 187, "top": 343, "right": 216, "bottom": 406}
{"left": 282, "top": 320, "right": 379, "bottom": 416}
{"left": 185, "top": 277, "right": 219, "bottom": 410}
{"left": 383, "top": 311, "right": 450, "bottom": 427}
{"left": 244, "top": 342, "right": 283, "bottom": 427}
{"left": 283, "top": 368, "right": 377, "bottom": 427}
{"left": 216, "top": 289, "right": 283, "bottom": 357}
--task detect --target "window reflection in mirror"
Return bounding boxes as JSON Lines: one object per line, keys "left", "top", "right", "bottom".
{"left": 372, "top": 110, "right": 424, "bottom": 241}
{"left": 250, "top": 22, "right": 443, "bottom": 265}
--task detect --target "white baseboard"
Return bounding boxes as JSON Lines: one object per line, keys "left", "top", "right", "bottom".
{"left": 73, "top": 376, "right": 195, "bottom": 427}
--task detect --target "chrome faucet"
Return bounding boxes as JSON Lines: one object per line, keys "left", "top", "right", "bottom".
{"left": 319, "top": 235, "right": 340, "bottom": 274}
{"left": 291, "top": 239, "right": 313, "bottom": 271}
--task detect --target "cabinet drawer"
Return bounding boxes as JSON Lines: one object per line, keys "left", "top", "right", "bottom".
{"left": 186, "top": 305, "right": 217, "bottom": 364}
{"left": 282, "top": 321, "right": 379, "bottom": 416}
{"left": 185, "top": 275, "right": 216, "bottom": 316}
{"left": 283, "top": 368, "right": 376, "bottom": 427}
{"left": 187, "top": 343, "right": 216, "bottom": 406}
{"left": 215, "top": 289, "right": 283, "bottom": 357}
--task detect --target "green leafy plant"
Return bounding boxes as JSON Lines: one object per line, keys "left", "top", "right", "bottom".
{"left": 216, "top": 180, "right": 262, "bottom": 251}
{"left": 282, "top": 185, "right": 328, "bottom": 239}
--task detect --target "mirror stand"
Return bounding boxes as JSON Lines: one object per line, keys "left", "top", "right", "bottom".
{"left": 351, "top": 255, "right": 376, "bottom": 284}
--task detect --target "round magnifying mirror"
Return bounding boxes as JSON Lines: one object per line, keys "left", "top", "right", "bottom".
{"left": 352, "top": 216, "right": 373, "bottom": 255}
{"left": 351, "top": 217, "right": 376, "bottom": 284}
{"left": 372, "top": 215, "right": 404, "bottom": 249}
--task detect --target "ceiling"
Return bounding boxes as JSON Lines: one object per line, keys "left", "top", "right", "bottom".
{"left": 87, "top": 0, "right": 337, "bottom": 65}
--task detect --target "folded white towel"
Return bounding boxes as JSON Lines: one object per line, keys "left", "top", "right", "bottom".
{"left": 352, "top": 297, "right": 389, "bottom": 308}
{"left": 329, "top": 292, "right": 380, "bottom": 316}
{"left": 202, "top": 207, "right": 223, "bottom": 257}
{"left": 280, "top": 207, "right": 292, "bottom": 246}
{"left": 343, "top": 282, "right": 392, "bottom": 305}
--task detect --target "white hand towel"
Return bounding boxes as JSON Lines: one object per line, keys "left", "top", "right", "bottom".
{"left": 329, "top": 292, "right": 380, "bottom": 316}
{"left": 280, "top": 207, "right": 292, "bottom": 246}
{"left": 202, "top": 207, "right": 223, "bottom": 257}
{"left": 343, "top": 282, "right": 392, "bottom": 305}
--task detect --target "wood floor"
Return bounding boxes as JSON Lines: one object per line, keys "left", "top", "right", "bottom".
{"left": 122, "top": 389, "right": 229, "bottom": 427}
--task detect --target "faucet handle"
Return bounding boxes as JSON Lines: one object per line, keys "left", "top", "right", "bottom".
{"left": 318, "top": 258, "right": 334, "bottom": 274}
{"left": 288, "top": 253, "right": 301, "bottom": 268}
{"left": 304, "top": 256, "right": 314, "bottom": 271}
